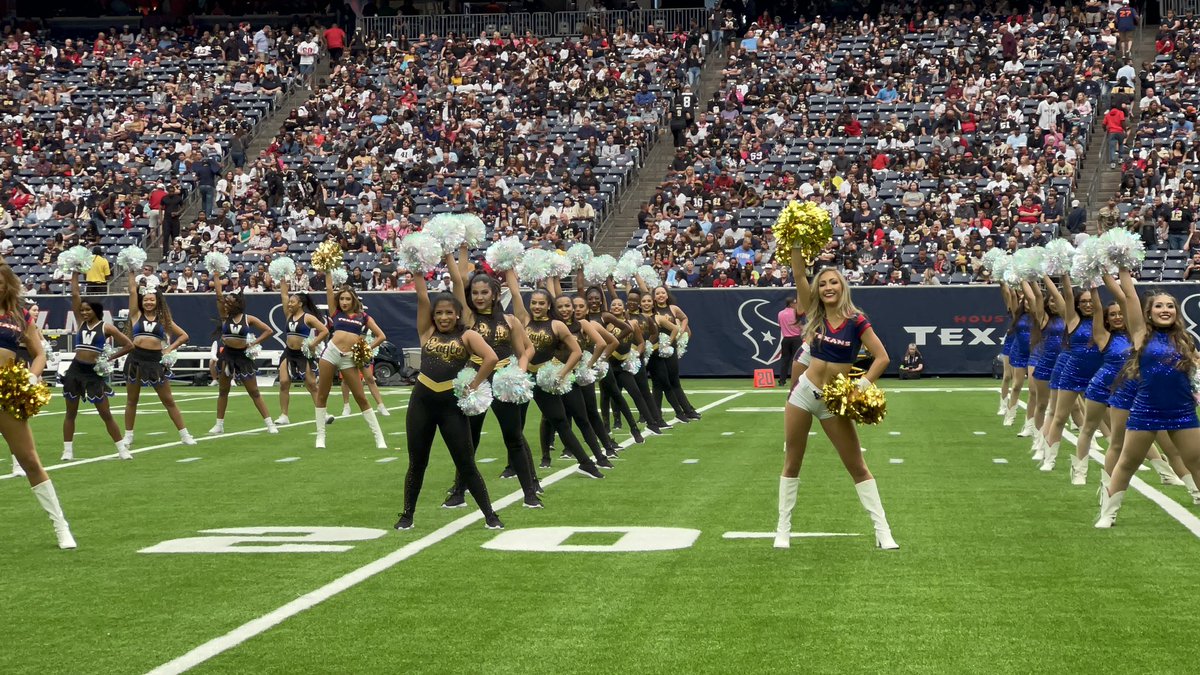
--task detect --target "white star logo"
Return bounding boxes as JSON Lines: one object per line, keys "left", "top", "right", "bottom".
{"left": 761, "top": 332, "right": 776, "bottom": 344}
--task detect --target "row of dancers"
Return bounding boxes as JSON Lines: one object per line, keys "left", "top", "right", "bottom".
{"left": 0, "top": 249, "right": 703, "bottom": 547}
{"left": 996, "top": 263, "right": 1200, "bottom": 527}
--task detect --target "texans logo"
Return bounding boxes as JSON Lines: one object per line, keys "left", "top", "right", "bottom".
{"left": 738, "top": 299, "right": 781, "bottom": 366}
{"left": 1179, "top": 294, "right": 1200, "bottom": 344}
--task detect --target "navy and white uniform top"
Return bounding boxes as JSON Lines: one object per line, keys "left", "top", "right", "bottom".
{"left": 75, "top": 320, "right": 107, "bottom": 354}
{"left": 221, "top": 314, "right": 249, "bottom": 340}
{"left": 285, "top": 315, "right": 313, "bottom": 339}
{"left": 133, "top": 316, "right": 167, "bottom": 341}
{"left": 809, "top": 314, "right": 871, "bottom": 365}
{"left": 0, "top": 310, "right": 29, "bottom": 352}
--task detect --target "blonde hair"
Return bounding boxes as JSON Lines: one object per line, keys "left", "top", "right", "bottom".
{"left": 1121, "top": 292, "right": 1199, "bottom": 382}
{"left": 802, "top": 267, "right": 863, "bottom": 345}
{"left": 0, "top": 263, "right": 26, "bottom": 333}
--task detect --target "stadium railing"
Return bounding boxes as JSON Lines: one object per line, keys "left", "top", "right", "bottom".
{"left": 357, "top": 8, "right": 710, "bottom": 39}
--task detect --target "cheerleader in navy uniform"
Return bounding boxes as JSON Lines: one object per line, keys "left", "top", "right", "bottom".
{"left": 207, "top": 277, "right": 278, "bottom": 435}
{"left": 1097, "top": 269, "right": 1200, "bottom": 527}
{"left": 0, "top": 262, "right": 76, "bottom": 548}
{"left": 122, "top": 269, "right": 196, "bottom": 448}
{"left": 1038, "top": 275, "right": 1103, "bottom": 473}
{"left": 776, "top": 249, "right": 897, "bottom": 550}
{"left": 520, "top": 288, "right": 605, "bottom": 477}
{"left": 60, "top": 273, "right": 134, "bottom": 462}
{"left": 313, "top": 274, "right": 388, "bottom": 449}
{"left": 275, "top": 278, "right": 329, "bottom": 425}
{"left": 1003, "top": 289, "right": 1033, "bottom": 429}
{"left": 394, "top": 272, "right": 503, "bottom": 531}
{"left": 1023, "top": 281, "right": 1063, "bottom": 460}
{"left": 440, "top": 260, "right": 543, "bottom": 510}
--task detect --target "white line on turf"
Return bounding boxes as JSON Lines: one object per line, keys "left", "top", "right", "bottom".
{"left": 721, "top": 432, "right": 735, "bottom": 436}
{"left": 974, "top": 431, "right": 988, "bottom": 436}
{"left": 147, "top": 432, "right": 166, "bottom": 436}
{"left": 889, "top": 431, "right": 901, "bottom": 436}
{"left": 176, "top": 458, "right": 202, "bottom": 464}
{"left": 889, "top": 458, "right": 904, "bottom": 464}
{"left": 1014, "top": 401, "right": 1200, "bottom": 538}
{"left": 682, "top": 459, "right": 699, "bottom": 464}
{"left": 729, "top": 407, "right": 783, "bottom": 413}
{"left": 146, "top": 391, "right": 746, "bottom": 675}
{"left": 375, "top": 457, "right": 398, "bottom": 464}
{"left": 477, "top": 458, "right": 496, "bottom": 463}
{"left": 722, "top": 532, "right": 861, "bottom": 539}
{"left": 993, "top": 458, "right": 1008, "bottom": 464}
{"left": 274, "top": 457, "right": 301, "bottom": 463}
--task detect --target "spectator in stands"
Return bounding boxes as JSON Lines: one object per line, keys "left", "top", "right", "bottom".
{"left": 898, "top": 344, "right": 924, "bottom": 380}
{"left": 1104, "top": 102, "right": 1128, "bottom": 168}
{"left": 1066, "top": 200, "right": 1088, "bottom": 236}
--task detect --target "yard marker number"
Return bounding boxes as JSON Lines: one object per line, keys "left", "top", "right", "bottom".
{"left": 481, "top": 526, "right": 701, "bottom": 553}
{"left": 141, "top": 527, "right": 388, "bottom": 554}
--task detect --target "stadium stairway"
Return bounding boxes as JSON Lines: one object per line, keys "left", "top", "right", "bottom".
{"left": 593, "top": 48, "right": 729, "bottom": 256}
{"left": 1084, "top": 26, "right": 1159, "bottom": 231}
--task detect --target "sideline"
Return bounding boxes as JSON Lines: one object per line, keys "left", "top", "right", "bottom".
{"left": 146, "top": 392, "right": 746, "bottom": 675}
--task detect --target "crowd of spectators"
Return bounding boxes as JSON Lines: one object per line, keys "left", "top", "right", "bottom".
{"left": 0, "top": 20, "right": 315, "bottom": 293}
{"left": 633, "top": 1, "right": 1145, "bottom": 287}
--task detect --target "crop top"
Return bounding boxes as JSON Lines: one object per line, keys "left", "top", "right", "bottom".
{"left": 0, "top": 310, "right": 29, "bottom": 352}
{"left": 471, "top": 310, "right": 513, "bottom": 364}
{"left": 222, "top": 314, "right": 249, "bottom": 340}
{"left": 133, "top": 316, "right": 167, "bottom": 341}
{"left": 330, "top": 311, "right": 368, "bottom": 336}
{"left": 527, "top": 317, "right": 557, "bottom": 366}
{"left": 609, "top": 319, "right": 634, "bottom": 355}
{"left": 420, "top": 330, "right": 468, "bottom": 385}
{"left": 76, "top": 320, "right": 107, "bottom": 354}
{"left": 809, "top": 314, "right": 872, "bottom": 365}
{"left": 285, "top": 314, "right": 312, "bottom": 340}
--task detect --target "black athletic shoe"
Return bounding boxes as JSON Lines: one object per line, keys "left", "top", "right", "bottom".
{"left": 523, "top": 494, "right": 545, "bottom": 509}
{"left": 326, "top": 415, "right": 337, "bottom": 424}
{"left": 441, "top": 492, "right": 466, "bottom": 509}
{"left": 576, "top": 463, "right": 605, "bottom": 479}
{"left": 559, "top": 451, "right": 572, "bottom": 460}
{"left": 673, "top": 416, "right": 692, "bottom": 425}
{"left": 534, "top": 480, "right": 545, "bottom": 494}
{"left": 613, "top": 419, "right": 622, "bottom": 430}
{"left": 499, "top": 466, "right": 518, "bottom": 479}
{"left": 394, "top": 513, "right": 414, "bottom": 530}
{"left": 631, "top": 429, "right": 645, "bottom": 444}
{"left": 595, "top": 455, "right": 615, "bottom": 469}
{"left": 484, "top": 513, "right": 505, "bottom": 530}
{"left": 539, "top": 455, "right": 552, "bottom": 469}
{"left": 686, "top": 411, "right": 702, "bottom": 420}
{"left": 646, "top": 424, "right": 664, "bottom": 435}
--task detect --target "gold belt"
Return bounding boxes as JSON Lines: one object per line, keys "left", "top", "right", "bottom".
{"left": 528, "top": 362, "right": 544, "bottom": 373}
{"left": 611, "top": 351, "right": 629, "bottom": 361}
{"left": 417, "top": 374, "right": 454, "bottom": 392}
{"left": 471, "top": 356, "right": 511, "bottom": 368}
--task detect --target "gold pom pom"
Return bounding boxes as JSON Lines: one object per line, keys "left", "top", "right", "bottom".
{"left": 773, "top": 200, "right": 833, "bottom": 263}
{"left": 351, "top": 338, "right": 374, "bottom": 369}
{"left": 0, "top": 363, "right": 52, "bottom": 420}
{"left": 311, "top": 240, "right": 345, "bottom": 272}
{"left": 820, "top": 374, "right": 888, "bottom": 425}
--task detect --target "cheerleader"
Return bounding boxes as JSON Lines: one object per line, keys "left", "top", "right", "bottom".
{"left": 1003, "top": 288, "right": 1033, "bottom": 429}
{"left": 1023, "top": 281, "right": 1063, "bottom": 458}
{"left": 543, "top": 291, "right": 616, "bottom": 469}
{"left": 394, "top": 272, "right": 503, "bottom": 531}
{"left": 339, "top": 361, "right": 388, "bottom": 417}
{"left": 207, "top": 278, "right": 278, "bottom": 435}
{"left": 641, "top": 290, "right": 693, "bottom": 424}
{"left": 996, "top": 284, "right": 1018, "bottom": 418}
{"left": 61, "top": 273, "right": 134, "bottom": 462}
{"left": 601, "top": 282, "right": 664, "bottom": 436}
{"left": 122, "top": 270, "right": 196, "bottom": 448}
{"left": 645, "top": 283, "right": 700, "bottom": 420}
{"left": 777, "top": 249, "right": 897, "bottom": 550}
{"left": 0, "top": 262, "right": 75, "bottom": 548}
{"left": 275, "top": 279, "right": 329, "bottom": 425}
{"left": 1075, "top": 277, "right": 1126, "bottom": 486}
{"left": 519, "top": 287, "right": 605, "bottom": 477}
{"left": 571, "top": 293, "right": 625, "bottom": 452}
{"left": 1097, "top": 269, "right": 1200, "bottom": 527}
{"left": 622, "top": 288, "right": 668, "bottom": 430}
{"left": 1038, "top": 276, "right": 1103, "bottom": 473}
{"left": 313, "top": 273, "right": 388, "bottom": 449}
{"left": 441, "top": 262, "right": 543, "bottom": 510}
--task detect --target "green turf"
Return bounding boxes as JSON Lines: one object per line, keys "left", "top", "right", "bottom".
{"left": 2, "top": 378, "right": 1198, "bottom": 674}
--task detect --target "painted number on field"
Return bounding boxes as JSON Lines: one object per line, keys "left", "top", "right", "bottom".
{"left": 481, "top": 526, "right": 701, "bottom": 553}
{"left": 139, "top": 526, "right": 388, "bottom": 554}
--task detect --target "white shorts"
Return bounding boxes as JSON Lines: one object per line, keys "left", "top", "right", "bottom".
{"left": 320, "top": 343, "right": 357, "bottom": 371}
{"left": 786, "top": 373, "right": 833, "bottom": 420}
{"left": 796, "top": 342, "right": 812, "bottom": 366}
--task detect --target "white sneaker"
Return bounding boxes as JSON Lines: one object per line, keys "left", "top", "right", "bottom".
{"left": 180, "top": 433, "right": 197, "bottom": 446}
{"left": 266, "top": 422, "right": 279, "bottom": 435}
{"left": 274, "top": 415, "right": 291, "bottom": 425}
{"left": 61, "top": 448, "right": 74, "bottom": 462}
{"left": 377, "top": 403, "right": 390, "bottom": 417}
{"left": 341, "top": 405, "right": 352, "bottom": 417}
{"left": 208, "top": 423, "right": 224, "bottom": 435}
{"left": 116, "top": 441, "right": 133, "bottom": 461}
{"left": 12, "top": 460, "right": 26, "bottom": 477}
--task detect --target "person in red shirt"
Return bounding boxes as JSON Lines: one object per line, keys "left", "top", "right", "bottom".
{"left": 1016, "top": 197, "right": 1043, "bottom": 225}
{"left": 712, "top": 270, "right": 736, "bottom": 287}
{"left": 1103, "top": 103, "right": 1128, "bottom": 167}
{"left": 148, "top": 183, "right": 167, "bottom": 239}
{"left": 845, "top": 117, "right": 862, "bottom": 137}
{"left": 323, "top": 24, "right": 346, "bottom": 61}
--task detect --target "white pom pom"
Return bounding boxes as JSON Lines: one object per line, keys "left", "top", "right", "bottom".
{"left": 425, "top": 213, "right": 467, "bottom": 254}
{"left": 116, "top": 246, "right": 147, "bottom": 272}
{"left": 517, "top": 249, "right": 555, "bottom": 284}
{"left": 330, "top": 268, "right": 349, "bottom": 288}
{"left": 621, "top": 356, "right": 641, "bottom": 375}
{"left": 636, "top": 264, "right": 660, "bottom": 284}
{"left": 1098, "top": 228, "right": 1146, "bottom": 271}
{"left": 245, "top": 333, "right": 262, "bottom": 360}
{"left": 566, "top": 243, "right": 595, "bottom": 270}
{"left": 584, "top": 255, "right": 617, "bottom": 285}
{"left": 1042, "top": 239, "right": 1076, "bottom": 277}
{"left": 268, "top": 257, "right": 296, "bottom": 283}
{"left": 399, "top": 232, "right": 444, "bottom": 272}
{"left": 535, "top": 360, "right": 575, "bottom": 394}
{"left": 204, "top": 251, "right": 231, "bottom": 275}
{"left": 493, "top": 363, "right": 535, "bottom": 403}
{"left": 57, "top": 245, "right": 94, "bottom": 276}
{"left": 485, "top": 237, "right": 525, "bottom": 272}
{"left": 547, "top": 251, "right": 572, "bottom": 279}
{"left": 460, "top": 214, "right": 487, "bottom": 248}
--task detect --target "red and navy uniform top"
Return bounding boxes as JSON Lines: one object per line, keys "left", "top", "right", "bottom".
{"left": 0, "top": 309, "right": 30, "bottom": 352}
{"left": 809, "top": 314, "right": 871, "bottom": 364}
{"left": 329, "top": 311, "right": 368, "bottom": 336}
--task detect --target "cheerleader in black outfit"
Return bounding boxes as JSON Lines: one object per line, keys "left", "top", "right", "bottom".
{"left": 601, "top": 280, "right": 665, "bottom": 435}
{"left": 543, "top": 290, "right": 616, "bottom": 469}
{"left": 636, "top": 284, "right": 691, "bottom": 424}
{"left": 60, "top": 273, "right": 134, "bottom": 462}
{"left": 648, "top": 284, "right": 700, "bottom": 420}
{"left": 394, "top": 272, "right": 503, "bottom": 531}
{"left": 521, "top": 288, "right": 605, "bottom": 477}
{"left": 122, "top": 270, "right": 195, "bottom": 448}
{"left": 441, "top": 257, "right": 543, "bottom": 510}
{"left": 208, "top": 277, "right": 278, "bottom": 435}
{"left": 275, "top": 278, "right": 329, "bottom": 425}
{"left": 624, "top": 288, "right": 668, "bottom": 430}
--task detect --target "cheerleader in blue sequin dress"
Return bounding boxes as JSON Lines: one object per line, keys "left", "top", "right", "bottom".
{"left": 1038, "top": 275, "right": 1103, "bottom": 473}
{"left": 1022, "top": 281, "right": 1063, "bottom": 454}
{"left": 1003, "top": 290, "right": 1034, "bottom": 429}
{"left": 998, "top": 283, "right": 1024, "bottom": 422}
{"left": 1097, "top": 269, "right": 1200, "bottom": 528}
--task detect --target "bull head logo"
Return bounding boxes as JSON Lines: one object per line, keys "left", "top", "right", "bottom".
{"left": 737, "top": 298, "right": 781, "bottom": 366}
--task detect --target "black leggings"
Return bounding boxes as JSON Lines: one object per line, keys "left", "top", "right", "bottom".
{"left": 532, "top": 387, "right": 595, "bottom": 468}
{"left": 579, "top": 380, "right": 618, "bottom": 447}
{"left": 634, "top": 365, "right": 657, "bottom": 422}
{"left": 404, "top": 383, "right": 495, "bottom": 517}
{"left": 543, "top": 386, "right": 607, "bottom": 462}
{"left": 649, "top": 355, "right": 688, "bottom": 418}
{"left": 451, "top": 397, "right": 538, "bottom": 498}
{"left": 779, "top": 336, "right": 803, "bottom": 380}
{"left": 606, "top": 360, "right": 660, "bottom": 427}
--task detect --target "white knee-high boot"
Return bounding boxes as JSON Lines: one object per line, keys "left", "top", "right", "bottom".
{"left": 314, "top": 407, "right": 327, "bottom": 448}
{"left": 362, "top": 409, "right": 386, "bottom": 449}
{"left": 855, "top": 479, "right": 899, "bottom": 550}
{"left": 1039, "top": 441, "right": 1059, "bottom": 471}
{"left": 1095, "top": 488, "right": 1125, "bottom": 529}
{"left": 1182, "top": 474, "right": 1200, "bottom": 505}
{"left": 1070, "top": 454, "right": 1088, "bottom": 485}
{"left": 1147, "top": 458, "right": 1185, "bottom": 486}
{"left": 32, "top": 480, "right": 76, "bottom": 550}
{"left": 775, "top": 476, "right": 799, "bottom": 549}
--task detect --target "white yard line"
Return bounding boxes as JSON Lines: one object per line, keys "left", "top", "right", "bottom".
{"left": 146, "top": 391, "right": 745, "bottom": 675}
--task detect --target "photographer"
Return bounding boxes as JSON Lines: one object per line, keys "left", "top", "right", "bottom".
{"left": 898, "top": 343, "right": 924, "bottom": 380}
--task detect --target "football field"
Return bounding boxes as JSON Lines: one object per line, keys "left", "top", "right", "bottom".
{"left": 3, "top": 378, "right": 1199, "bottom": 674}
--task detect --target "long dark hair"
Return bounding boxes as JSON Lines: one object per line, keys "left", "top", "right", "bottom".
{"left": 293, "top": 292, "right": 321, "bottom": 319}
{"left": 529, "top": 288, "right": 555, "bottom": 320}
{"left": 430, "top": 292, "right": 464, "bottom": 332}
{"left": 468, "top": 272, "right": 504, "bottom": 316}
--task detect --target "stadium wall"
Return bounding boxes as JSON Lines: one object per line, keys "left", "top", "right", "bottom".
{"left": 29, "top": 285, "right": 1200, "bottom": 376}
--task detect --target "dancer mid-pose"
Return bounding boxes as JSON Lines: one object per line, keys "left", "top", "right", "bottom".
{"left": 208, "top": 278, "right": 278, "bottom": 435}
{"left": 122, "top": 270, "right": 195, "bottom": 448}
{"left": 1038, "top": 276, "right": 1102, "bottom": 473}
{"left": 647, "top": 283, "right": 700, "bottom": 420}
{"left": 620, "top": 287, "right": 667, "bottom": 431}
{"left": 1023, "top": 281, "right": 1063, "bottom": 458}
{"left": 602, "top": 288, "right": 664, "bottom": 438}
{"left": 777, "top": 249, "right": 896, "bottom": 550}
{"left": 394, "top": 271, "right": 503, "bottom": 531}
{"left": 61, "top": 273, "right": 134, "bottom": 461}
{"left": 441, "top": 262, "right": 543, "bottom": 510}
{"left": 0, "top": 262, "right": 76, "bottom": 548}
{"left": 313, "top": 273, "right": 388, "bottom": 449}
{"left": 1003, "top": 285, "right": 1033, "bottom": 429}
{"left": 550, "top": 293, "right": 617, "bottom": 468}
{"left": 1097, "top": 268, "right": 1200, "bottom": 527}
{"left": 276, "top": 278, "right": 329, "bottom": 425}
